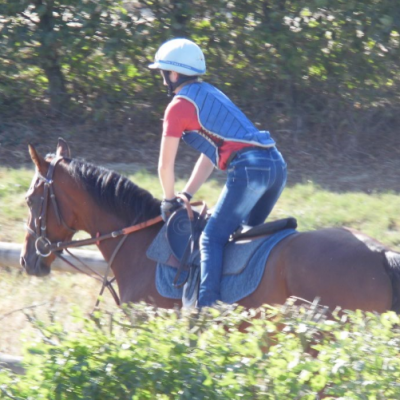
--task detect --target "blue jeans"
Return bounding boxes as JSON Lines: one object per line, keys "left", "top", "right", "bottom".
{"left": 197, "top": 147, "right": 287, "bottom": 307}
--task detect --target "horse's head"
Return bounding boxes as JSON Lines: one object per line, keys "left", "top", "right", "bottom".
{"left": 20, "top": 138, "right": 77, "bottom": 276}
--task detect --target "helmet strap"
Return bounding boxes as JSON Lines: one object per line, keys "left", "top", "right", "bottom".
{"left": 161, "top": 70, "right": 198, "bottom": 97}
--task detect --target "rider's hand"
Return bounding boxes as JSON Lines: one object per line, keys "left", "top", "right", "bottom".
{"left": 160, "top": 197, "right": 184, "bottom": 222}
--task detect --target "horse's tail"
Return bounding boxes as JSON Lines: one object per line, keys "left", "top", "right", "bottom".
{"left": 384, "top": 250, "right": 400, "bottom": 313}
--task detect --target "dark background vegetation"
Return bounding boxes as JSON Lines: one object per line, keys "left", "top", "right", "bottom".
{"left": 1, "top": 0, "right": 399, "bottom": 191}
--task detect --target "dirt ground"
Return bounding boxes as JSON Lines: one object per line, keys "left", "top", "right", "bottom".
{"left": 1, "top": 129, "right": 399, "bottom": 194}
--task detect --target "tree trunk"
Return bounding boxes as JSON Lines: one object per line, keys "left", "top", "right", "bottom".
{"left": 42, "top": 61, "right": 69, "bottom": 113}
{"left": 36, "top": 0, "right": 70, "bottom": 113}
{"left": 171, "top": 0, "right": 191, "bottom": 37}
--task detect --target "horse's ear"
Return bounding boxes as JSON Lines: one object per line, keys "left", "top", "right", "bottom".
{"left": 56, "top": 137, "right": 71, "bottom": 158}
{"left": 28, "top": 144, "right": 46, "bottom": 172}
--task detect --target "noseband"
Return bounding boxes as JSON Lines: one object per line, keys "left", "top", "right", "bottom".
{"left": 25, "top": 156, "right": 163, "bottom": 307}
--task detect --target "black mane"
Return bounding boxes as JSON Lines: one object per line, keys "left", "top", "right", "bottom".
{"left": 67, "top": 159, "right": 161, "bottom": 224}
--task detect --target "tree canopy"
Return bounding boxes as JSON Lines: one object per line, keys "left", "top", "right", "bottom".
{"left": 1, "top": 0, "right": 399, "bottom": 140}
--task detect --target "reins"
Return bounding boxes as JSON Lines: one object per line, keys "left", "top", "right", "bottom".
{"left": 43, "top": 215, "right": 164, "bottom": 254}
{"left": 26, "top": 155, "right": 163, "bottom": 308}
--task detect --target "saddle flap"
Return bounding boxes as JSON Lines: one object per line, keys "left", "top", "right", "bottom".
{"left": 147, "top": 213, "right": 298, "bottom": 276}
{"left": 147, "top": 222, "right": 273, "bottom": 276}
{"left": 166, "top": 208, "right": 204, "bottom": 261}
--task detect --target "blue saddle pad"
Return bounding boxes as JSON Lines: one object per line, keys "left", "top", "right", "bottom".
{"left": 147, "top": 226, "right": 297, "bottom": 304}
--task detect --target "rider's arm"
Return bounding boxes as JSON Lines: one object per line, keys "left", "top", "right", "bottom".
{"left": 159, "top": 97, "right": 203, "bottom": 199}
{"left": 183, "top": 153, "right": 214, "bottom": 197}
{"left": 158, "top": 135, "right": 180, "bottom": 200}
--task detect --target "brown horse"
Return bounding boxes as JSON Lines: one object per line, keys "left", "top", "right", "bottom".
{"left": 20, "top": 139, "right": 400, "bottom": 313}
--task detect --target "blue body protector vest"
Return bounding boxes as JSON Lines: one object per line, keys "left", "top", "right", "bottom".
{"left": 175, "top": 82, "right": 275, "bottom": 168}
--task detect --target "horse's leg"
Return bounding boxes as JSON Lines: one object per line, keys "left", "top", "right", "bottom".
{"left": 281, "top": 228, "right": 393, "bottom": 312}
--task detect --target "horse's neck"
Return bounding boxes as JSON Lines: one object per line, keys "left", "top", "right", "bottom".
{"left": 76, "top": 203, "right": 129, "bottom": 263}
{"left": 76, "top": 199, "right": 173, "bottom": 305}
{"left": 82, "top": 210, "right": 145, "bottom": 261}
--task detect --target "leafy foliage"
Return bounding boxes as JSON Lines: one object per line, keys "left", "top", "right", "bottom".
{"left": 0, "top": 0, "right": 400, "bottom": 139}
{"left": 0, "top": 302, "right": 400, "bottom": 399}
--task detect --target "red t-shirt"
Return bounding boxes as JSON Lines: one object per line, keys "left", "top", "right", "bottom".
{"left": 163, "top": 97, "right": 253, "bottom": 170}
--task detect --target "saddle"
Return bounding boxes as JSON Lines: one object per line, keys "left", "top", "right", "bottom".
{"left": 146, "top": 201, "right": 297, "bottom": 307}
{"left": 166, "top": 206, "right": 297, "bottom": 273}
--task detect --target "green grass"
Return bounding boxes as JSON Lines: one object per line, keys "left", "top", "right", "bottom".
{"left": 2, "top": 166, "right": 399, "bottom": 248}
{"left": 0, "top": 168, "right": 34, "bottom": 243}
{"left": 281, "top": 183, "right": 400, "bottom": 248}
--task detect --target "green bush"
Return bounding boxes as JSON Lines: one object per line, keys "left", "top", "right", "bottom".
{"left": 1, "top": 302, "right": 400, "bottom": 399}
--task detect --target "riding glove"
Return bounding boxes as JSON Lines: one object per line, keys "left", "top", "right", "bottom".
{"left": 160, "top": 197, "right": 184, "bottom": 221}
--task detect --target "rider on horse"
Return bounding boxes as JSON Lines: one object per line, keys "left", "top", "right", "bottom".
{"left": 149, "top": 38, "right": 287, "bottom": 308}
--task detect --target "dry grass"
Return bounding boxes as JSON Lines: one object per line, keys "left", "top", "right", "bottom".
{"left": 0, "top": 268, "right": 119, "bottom": 356}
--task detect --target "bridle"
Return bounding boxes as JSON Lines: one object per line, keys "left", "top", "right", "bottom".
{"left": 26, "top": 156, "right": 76, "bottom": 258}
{"left": 25, "top": 155, "right": 163, "bottom": 307}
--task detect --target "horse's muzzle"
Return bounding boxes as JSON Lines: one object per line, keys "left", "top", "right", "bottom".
{"left": 20, "top": 254, "right": 51, "bottom": 277}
